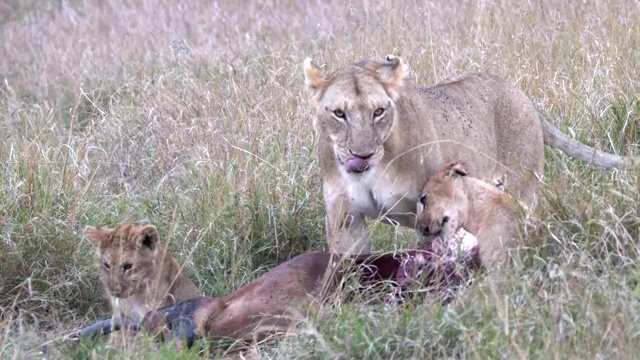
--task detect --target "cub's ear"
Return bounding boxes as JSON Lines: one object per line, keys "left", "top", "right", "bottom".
{"left": 139, "top": 225, "right": 159, "bottom": 251}
{"left": 377, "top": 55, "right": 408, "bottom": 100}
{"left": 443, "top": 161, "right": 468, "bottom": 178}
{"left": 303, "top": 57, "right": 326, "bottom": 106}
{"left": 84, "top": 226, "right": 108, "bottom": 246}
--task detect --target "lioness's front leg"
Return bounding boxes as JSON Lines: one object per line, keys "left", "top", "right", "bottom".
{"left": 325, "top": 188, "right": 371, "bottom": 254}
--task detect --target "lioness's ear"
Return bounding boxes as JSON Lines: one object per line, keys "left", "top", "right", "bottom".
{"left": 303, "top": 58, "right": 326, "bottom": 106}
{"left": 377, "top": 55, "right": 408, "bottom": 99}
{"left": 444, "top": 161, "right": 468, "bottom": 178}
{"left": 139, "top": 225, "right": 159, "bottom": 251}
{"left": 84, "top": 226, "right": 108, "bottom": 247}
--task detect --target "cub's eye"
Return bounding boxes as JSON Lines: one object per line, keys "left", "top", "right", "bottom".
{"left": 419, "top": 195, "right": 428, "bottom": 206}
{"left": 373, "top": 107, "right": 385, "bottom": 117}
{"left": 122, "top": 263, "right": 133, "bottom": 271}
{"left": 103, "top": 262, "right": 110, "bottom": 269}
{"left": 333, "top": 109, "right": 345, "bottom": 119}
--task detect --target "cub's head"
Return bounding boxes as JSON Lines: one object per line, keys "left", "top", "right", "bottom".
{"left": 417, "top": 162, "right": 471, "bottom": 241}
{"left": 84, "top": 223, "right": 161, "bottom": 299}
{"left": 303, "top": 55, "right": 408, "bottom": 175}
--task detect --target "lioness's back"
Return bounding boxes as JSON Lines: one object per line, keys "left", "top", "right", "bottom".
{"left": 414, "top": 72, "right": 544, "bottom": 206}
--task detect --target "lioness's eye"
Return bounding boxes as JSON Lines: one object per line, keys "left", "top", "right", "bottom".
{"left": 419, "top": 195, "right": 427, "bottom": 206}
{"left": 373, "top": 107, "right": 385, "bottom": 117}
{"left": 103, "top": 262, "right": 110, "bottom": 269}
{"left": 333, "top": 109, "right": 345, "bottom": 119}
{"left": 122, "top": 263, "right": 133, "bottom": 271}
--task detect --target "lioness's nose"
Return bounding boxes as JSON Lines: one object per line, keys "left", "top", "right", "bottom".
{"left": 111, "top": 282, "right": 121, "bottom": 294}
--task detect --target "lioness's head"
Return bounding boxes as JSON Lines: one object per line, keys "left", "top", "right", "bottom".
{"left": 303, "top": 55, "right": 408, "bottom": 174}
{"left": 84, "top": 223, "right": 161, "bottom": 298}
{"left": 417, "top": 161, "right": 470, "bottom": 240}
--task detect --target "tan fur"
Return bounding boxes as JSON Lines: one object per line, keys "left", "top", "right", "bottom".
{"left": 417, "top": 162, "right": 522, "bottom": 265}
{"left": 303, "top": 55, "right": 631, "bottom": 254}
{"left": 141, "top": 251, "right": 337, "bottom": 350}
{"left": 84, "top": 223, "right": 202, "bottom": 322}
{"left": 203, "top": 251, "right": 332, "bottom": 341}
{"left": 140, "top": 247, "right": 470, "bottom": 350}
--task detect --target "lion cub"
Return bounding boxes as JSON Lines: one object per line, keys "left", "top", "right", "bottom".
{"left": 84, "top": 223, "right": 202, "bottom": 322}
{"left": 417, "top": 161, "right": 525, "bottom": 266}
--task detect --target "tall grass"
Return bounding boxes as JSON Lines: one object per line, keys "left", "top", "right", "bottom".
{"left": 0, "top": 0, "right": 638, "bottom": 358}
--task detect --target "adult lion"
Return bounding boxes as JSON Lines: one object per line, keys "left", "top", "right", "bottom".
{"left": 303, "top": 55, "right": 630, "bottom": 254}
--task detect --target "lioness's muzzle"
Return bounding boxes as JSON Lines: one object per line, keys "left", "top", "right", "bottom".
{"left": 345, "top": 156, "right": 371, "bottom": 173}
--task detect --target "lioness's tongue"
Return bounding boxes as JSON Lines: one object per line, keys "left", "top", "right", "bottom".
{"left": 345, "top": 157, "right": 369, "bottom": 173}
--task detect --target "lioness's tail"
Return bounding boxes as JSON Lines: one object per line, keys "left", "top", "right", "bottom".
{"left": 540, "top": 115, "right": 633, "bottom": 169}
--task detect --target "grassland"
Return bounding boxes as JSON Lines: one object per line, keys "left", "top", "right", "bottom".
{"left": 0, "top": 0, "right": 639, "bottom": 358}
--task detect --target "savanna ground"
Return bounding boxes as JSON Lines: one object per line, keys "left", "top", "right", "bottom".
{"left": 1, "top": 0, "right": 639, "bottom": 358}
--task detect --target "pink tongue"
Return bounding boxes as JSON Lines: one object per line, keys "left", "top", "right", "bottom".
{"left": 345, "top": 157, "right": 369, "bottom": 173}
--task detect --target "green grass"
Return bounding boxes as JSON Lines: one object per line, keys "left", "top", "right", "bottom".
{"left": 1, "top": 0, "right": 639, "bottom": 358}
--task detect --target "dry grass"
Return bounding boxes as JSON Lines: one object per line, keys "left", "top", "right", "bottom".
{"left": 0, "top": 0, "right": 639, "bottom": 358}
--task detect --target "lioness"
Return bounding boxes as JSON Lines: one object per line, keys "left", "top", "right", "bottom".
{"left": 84, "top": 223, "right": 202, "bottom": 323}
{"left": 417, "top": 161, "right": 524, "bottom": 266}
{"left": 303, "top": 55, "right": 631, "bottom": 254}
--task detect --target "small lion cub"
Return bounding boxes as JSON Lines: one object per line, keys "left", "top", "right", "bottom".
{"left": 84, "top": 223, "right": 202, "bottom": 323}
{"left": 417, "top": 161, "right": 525, "bottom": 266}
